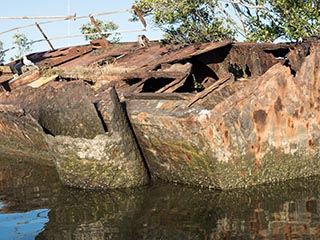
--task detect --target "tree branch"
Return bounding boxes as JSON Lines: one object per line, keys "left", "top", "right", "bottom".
{"left": 220, "top": 0, "right": 268, "bottom": 11}
{"left": 216, "top": 1, "right": 246, "bottom": 38}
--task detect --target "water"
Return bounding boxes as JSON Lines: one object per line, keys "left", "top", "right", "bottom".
{"left": 1, "top": 156, "right": 320, "bottom": 240}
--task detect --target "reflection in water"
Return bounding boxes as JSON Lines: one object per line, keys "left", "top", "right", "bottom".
{"left": 0, "top": 156, "right": 59, "bottom": 240}
{"left": 1, "top": 156, "right": 320, "bottom": 239}
{"left": 0, "top": 207, "right": 49, "bottom": 240}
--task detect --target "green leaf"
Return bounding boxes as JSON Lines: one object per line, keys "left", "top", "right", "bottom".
{"left": 133, "top": 0, "right": 320, "bottom": 43}
{"left": 80, "top": 20, "right": 121, "bottom": 42}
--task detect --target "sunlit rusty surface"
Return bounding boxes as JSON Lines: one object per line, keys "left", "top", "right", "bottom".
{"left": 1, "top": 39, "right": 299, "bottom": 93}
{"left": 0, "top": 39, "right": 319, "bottom": 189}
{"left": 9, "top": 70, "right": 40, "bottom": 90}
{"left": 126, "top": 41, "right": 320, "bottom": 189}
{"left": 0, "top": 66, "right": 13, "bottom": 84}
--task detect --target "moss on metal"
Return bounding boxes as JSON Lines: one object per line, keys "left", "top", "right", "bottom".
{"left": 55, "top": 153, "right": 148, "bottom": 190}
{"left": 142, "top": 136, "right": 220, "bottom": 189}
{"left": 215, "top": 148, "right": 320, "bottom": 189}
{"left": 47, "top": 133, "right": 150, "bottom": 190}
{"left": 141, "top": 128, "right": 320, "bottom": 190}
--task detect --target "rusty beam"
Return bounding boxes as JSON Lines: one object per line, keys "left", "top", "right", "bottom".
{"left": 0, "top": 66, "right": 12, "bottom": 74}
{"left": 0, "top": 76, "right": 13, "bottom": 84}
{"left": 90, "top": 39, "right": 109, "bottom": 49}
{"left": 58, "top": 72, "right": 97, "bottom": 82}
{"left": 132, "top": 6, "right": 147, "bottom": 29}
{"left": 187, "top": 74, "right": 233, "bottom": 107}
{"left": 38, "top": 45, "right": 93, "bottom": 68}
{"left": 156, "top": 63, "right": 193, "bottom": 93}
{"left": 156, "top": 72, "right": 190, "bottom": 93}
{"left": 150, "top": 71, "right": 188, "bottom": 79}
{"left": 89, "top": 15, "right": 109, "bottom": 47}
{"left": 35, "top": 22, "right": 55, "bottom": 50}
{"left": 126, "top": 71, "right": 190, "bottom": 93}
{"left": 9, "top": 70, "right": 40, "bottom": 90}
{"left": 0, "top": 85, "right": 6, "bottom": 92}
{"left": 121, "top": 70, "right": 189, "bottom": 82}
{"left": 0, "top": 66, "right": 14, "bottom": 84}
{"left": 125, "top": 92, "right": 190, "bottom": 100}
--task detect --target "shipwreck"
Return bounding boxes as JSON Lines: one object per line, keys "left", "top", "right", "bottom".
{"left": 0, "top": 38, "right": 319, "bottom": 190}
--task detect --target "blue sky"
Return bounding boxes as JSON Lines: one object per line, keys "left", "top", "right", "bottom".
{"left": 0, "top": 0, "right": 163, "bottom": 61}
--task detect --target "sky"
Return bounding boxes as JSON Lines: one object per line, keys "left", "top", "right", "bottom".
{"left": 0, "top": 0, "right": 163, "bottom": 62}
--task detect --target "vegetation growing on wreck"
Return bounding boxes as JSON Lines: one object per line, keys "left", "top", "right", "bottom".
{"left": 133, "top": 0, "right": 319, "bottom": 43}
{"left": 11, "top": 33, "right": 33, "bottom": 61}
{"left": 80, "top": 19, "right": 121, "bottom": 43}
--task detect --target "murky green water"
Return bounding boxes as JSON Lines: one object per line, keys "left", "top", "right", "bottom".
{"left": 1, "top": 156, "right": 320, "bottom": 240}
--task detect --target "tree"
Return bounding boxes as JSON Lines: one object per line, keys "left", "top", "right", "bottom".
{"left": 133, "top": 0, "right": 320, "bottom": 43}
{"left": 80, "top": 19, "right": 121, "bottom": 43}
{"left": 133, "top": 0, "right": 236, "bottom": 44}
{"left": 249, "top": 0, "right": 320, "bottom": 42}
{"left": 11, "top": 33, "right": 33, "bottom": 61}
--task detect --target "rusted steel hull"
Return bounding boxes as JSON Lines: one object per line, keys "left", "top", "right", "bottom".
{"left": 0, "top": 82, "right": 149, "bottom": 190}
{"left": 0, "top": 104, "right": 53, "bottom": 164}
{"left": 127, "top": 42, "right": 320, "bottom": 189}
{"left": 46, "top": 87, "right": 149, "bottom": 189}
{"left": 0, "top": 39, "right": 319, "bottom": 190}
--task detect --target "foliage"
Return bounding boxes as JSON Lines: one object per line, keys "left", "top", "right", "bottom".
{"left": 133, "top": 0, "right": 320, "bottom": 43}
{"left": 80, "top": 19, "right": 121, "bottom": 42}
{"left": 249, "top": 0, "right": 320, "bottom": 42}
{"left": 133, "top": 0, "right": 235, "bottom": 44}
{"left": 11, "top": 33, "right": 32, "bottom": 61}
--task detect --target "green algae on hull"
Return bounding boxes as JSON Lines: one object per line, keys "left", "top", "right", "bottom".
{"left": 47, "top": 133, "right": 149, "bottom": 190}
{"left": 137, "top": 126, "right": 320, "bottom": 190}
{"left": 214, "top": 149, "right": 320, "bottom": 189}
{"left": 55, "top": 153, "right": 148, "bottom": 189}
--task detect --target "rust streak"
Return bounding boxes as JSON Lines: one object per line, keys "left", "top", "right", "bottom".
{"left": 274, "top": 97, "right": 283, "bottom": 114}
{"left": 253, "top": 109, "right": 267, "bottom": 132}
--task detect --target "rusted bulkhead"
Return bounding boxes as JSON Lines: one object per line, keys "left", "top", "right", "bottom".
{"left": 126, "top": 41, "right": 320, "bottom": 189}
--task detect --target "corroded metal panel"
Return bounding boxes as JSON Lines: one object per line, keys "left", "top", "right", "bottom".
{"left": 127, "top": 42, "right": 320, "bottom": 189}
